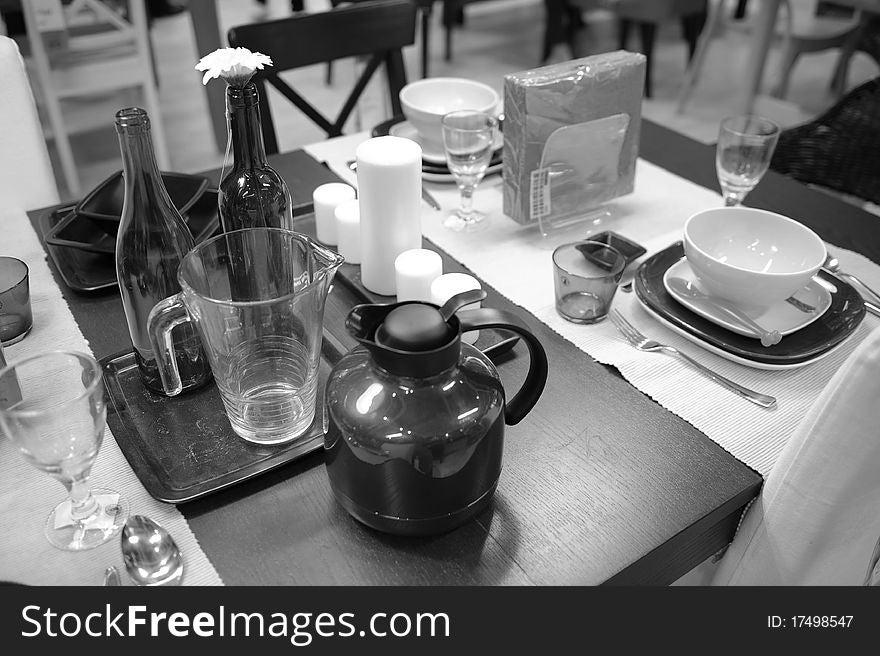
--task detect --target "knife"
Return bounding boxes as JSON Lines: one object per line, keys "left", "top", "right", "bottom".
{"left": 346, "top": 159, "right": 441, "bottom": 211}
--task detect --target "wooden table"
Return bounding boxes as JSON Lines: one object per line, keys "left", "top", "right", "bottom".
{"left": 26, "top": 121, "right": 880, "bottom": 585}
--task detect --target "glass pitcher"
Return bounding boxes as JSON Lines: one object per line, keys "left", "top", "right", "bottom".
{"left": 148, "top": 228, "right": 343, "bottom": 445}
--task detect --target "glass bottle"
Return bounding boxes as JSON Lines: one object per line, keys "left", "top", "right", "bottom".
{"left": 218, "top": 82, "right": 293, "bottom": 233}
{"left": 114, "top": 107, "right": 212, "bottom": 396}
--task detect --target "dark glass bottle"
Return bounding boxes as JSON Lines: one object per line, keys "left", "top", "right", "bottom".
{"left": 114, "top": 107, "right": 212, "bottom": 395}
{"left": 218, "top": 83, "right": 293, "bottom": 232}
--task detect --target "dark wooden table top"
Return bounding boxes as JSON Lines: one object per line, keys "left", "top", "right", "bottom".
{"left": 27, "top": 120, "right": 879, "bottom": 585}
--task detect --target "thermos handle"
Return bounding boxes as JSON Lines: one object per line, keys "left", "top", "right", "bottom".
{"left": 147, "top": 293, "right": 191, "bottom": 396}
{"left": 458, "top": 308, "right": 548, "bottom": 425}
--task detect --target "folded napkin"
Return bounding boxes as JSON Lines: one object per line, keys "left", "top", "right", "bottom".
{"left": 712, "top": 325, "right": 880, "bottom": 585}
{"left": 0, "top": 37, "right": 59, "bottom": 212}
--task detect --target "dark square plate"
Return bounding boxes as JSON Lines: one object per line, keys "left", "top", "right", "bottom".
{"left": 76, "top": 170, "right": 209, "bottom": 233}
{"left": 634, "top": 242, "right": 866, "bottom": 367}
{"left": 585, "top": 230, "right": 647, "bottom": 267}
{"left": 101, "top": 329, "right": 346, "bottom": 503}
{"left": 372, "top": 115, "right": 502, "bottom": 172}
{"left": 45, "top": 189, "right": 221, "bottom": 256}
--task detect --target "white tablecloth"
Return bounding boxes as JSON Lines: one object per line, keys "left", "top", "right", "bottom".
{"left": 0, "top": 208, "right": 223, "bottom": 586}
{"left": 307, "top": 134, "right": 880, "bottom": 477}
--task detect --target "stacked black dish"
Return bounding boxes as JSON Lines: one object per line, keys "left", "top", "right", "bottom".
{"left": 43, "top": 171, "right": 219, "bottom": 292}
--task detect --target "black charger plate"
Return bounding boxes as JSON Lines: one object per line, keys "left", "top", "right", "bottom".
{"left": 634, "top": 242, "right": 866, "bottom": 367}
{"left": 372, "top": 115, "right": 502, "bottom": 174}
{"left": 45, "top": 189, "right": 222, "bottom": 256}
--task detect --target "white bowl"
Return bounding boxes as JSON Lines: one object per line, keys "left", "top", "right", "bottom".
{"left": 399, "top": 77, "right": 499, "bottom": 149}
{"left": 683, "top": 207, "right": 826, "bottom": 312}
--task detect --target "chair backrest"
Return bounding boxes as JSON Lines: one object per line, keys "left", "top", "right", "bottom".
{"left": 0, "top": 36, "right": 59, "bottom": 211}
{"left": 711, "top": 324, "right": 880, "bottom": 585}
{"left": 228, "top": 0, "right": 417, "bottom": 154}
{"left": 770, "top": 76, "right": 880, "bottom": 205}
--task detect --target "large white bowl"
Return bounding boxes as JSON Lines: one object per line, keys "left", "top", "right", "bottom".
{"left": 399, "top": 77, "right": 499, "bottom": 149}
{"left": 683, "top": 207, "right": 826, "bottom": 312}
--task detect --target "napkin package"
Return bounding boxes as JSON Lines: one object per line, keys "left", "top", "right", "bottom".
{"left": 502, "top": 51, "right": 646, "bottom": 227}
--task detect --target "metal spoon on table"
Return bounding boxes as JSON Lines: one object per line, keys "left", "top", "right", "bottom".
{"left": 823, "top": 253, "right": 880, "bottom": 316}
{"left": 345, "top": 159, "right": 442, "bottom": 211}
{"left": 121, "top": 515, "right": 184, "bottom": 586}
{"left": 666, "top": 277, "right": 782, "bottom": 347}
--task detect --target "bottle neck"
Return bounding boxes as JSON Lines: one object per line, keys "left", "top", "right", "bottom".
{"left": 227, "top": 83, "right": 268, "bottom": 169}
{"left": 115, "top": 109, "right": 168, "bottom": 202}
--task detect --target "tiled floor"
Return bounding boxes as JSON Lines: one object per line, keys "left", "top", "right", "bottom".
{"left": 39, "top": 0, "right": 880, "bottom": 201}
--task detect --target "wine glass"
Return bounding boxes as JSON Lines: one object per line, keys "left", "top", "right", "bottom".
{"left": 441, "top": 109, "right": 497, "bottom": 232}
{"left": 715, "top": 115, "right": 780, "bottom": 206}
{"left": 0, "top": 351, "right": 129, "bottom": 550}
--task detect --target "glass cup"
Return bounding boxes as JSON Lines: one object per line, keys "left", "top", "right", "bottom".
{"left": 0, "top": 257, "right": 33, "bottom": 346}
{"left": 148, "top": 228, "right": 344, "bottom": 445}
{"left": 553, "top": 240, "right": 626, "bottom": 324}
{"left": 0, "top": 351, "right": 129, "bottom": 550}
{"left": 441, "top": 109, "right": 497, "bottom": 232}
{"left": 716, "top": 115, "right": 781, "bottom": 206}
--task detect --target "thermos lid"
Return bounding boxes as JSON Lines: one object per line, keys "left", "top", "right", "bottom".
{"left": 375, "top": 304, "right": 453, "bottom": 352}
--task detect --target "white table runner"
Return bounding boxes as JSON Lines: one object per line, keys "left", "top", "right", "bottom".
{"left": 0, "top": 208, "right": 223, "bottom": 586}
{"left": 308, "top": 135, "right": 880, "bottom": 477}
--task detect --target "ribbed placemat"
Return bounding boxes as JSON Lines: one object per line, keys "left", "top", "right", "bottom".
{"left": 0, "top": 208, "right": 223, "bottom": 586}
{"left": 307, "top": 137, "right": 880, "bottom": 478}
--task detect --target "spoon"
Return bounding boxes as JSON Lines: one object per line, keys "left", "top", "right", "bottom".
{"left": 823, "top": 253, "right": 880, "bottom": 307}
{"left": 121, "top": 515, "right": 184, "bottom": 586}
{"left": 666, "top": 277, "right": 782, "bottom": 347}
{"left": 103, "top": 566, "right": 121, "bottom": 586}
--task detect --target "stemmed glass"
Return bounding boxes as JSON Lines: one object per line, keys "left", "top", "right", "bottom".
{"left": 0, "top": 351, "right": 129, "bottom": 550}
{"left": 441, "top": 109, "right": 497, "bottom": 232}
{"left": 715, "top": 115, "right": 780, "bottom": 206}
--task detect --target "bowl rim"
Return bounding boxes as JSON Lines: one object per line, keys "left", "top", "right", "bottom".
{"left": 399, "top": 77, "right": 499, "bottom": 110}
{"left": 683, "top": 207, "right": 827, "bottom": 278}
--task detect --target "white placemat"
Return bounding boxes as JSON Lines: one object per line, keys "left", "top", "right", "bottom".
{"left": 0, "top": 208, "right": 223, "bottom": 586}
{"left": 307, "top": 137, "right": 880, "bottom": 478}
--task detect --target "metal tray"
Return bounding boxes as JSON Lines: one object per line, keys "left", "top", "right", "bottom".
{"left": 101, "top": 330, "right": 346, "bottom": 504}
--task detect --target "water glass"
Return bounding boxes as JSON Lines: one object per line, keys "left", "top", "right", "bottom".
{"left": 441, "top": 109, "right": 497, "bottom": 232}
{"left": 148, "top": 228, "right": 343, "bottom": 445}
{"left": 0, "top": 351, "right": 129, "bottom": 550}
{"left": 553, "top": 241, "right": 626, "bottom": 324}
{"left": 0, "top": 257, "right": 33, "bottom": 346}
{"left": 716, "top": 115, "right": 780, "bottom": 206}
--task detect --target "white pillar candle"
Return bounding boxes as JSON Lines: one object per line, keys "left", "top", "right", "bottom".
{"left": 334, "top": 198, "right": 361, "bottom": 265}
{"left": 395, "top": 249, "right": 443, "bottom": 303}
{"left": 430, "top": 272, "right": 482, "bottom": 345}
{"left": 356, "top": 136, "right": 422, "bottom": 295}
{"left": 313, "top": 182, "right": 355, "bottom": 245}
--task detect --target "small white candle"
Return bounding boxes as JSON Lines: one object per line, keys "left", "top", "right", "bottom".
{"left": 430, "top": 273, "right": 482, "bottom": 345}
{"left": 356, "top": 136, "right": 422, "bottom": 295}
{"left": 334, "top": 198, "right": 361, "bottom": 264}
{"left": 313, "top": 183, "right": 355, "bottom": 245}
{"left": 395, "top": 249, "right": 443, "bottom": 303}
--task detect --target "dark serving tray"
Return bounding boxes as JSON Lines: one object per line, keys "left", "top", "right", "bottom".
{"left": 102, "top": 329, "right": 347, "bottom": 504}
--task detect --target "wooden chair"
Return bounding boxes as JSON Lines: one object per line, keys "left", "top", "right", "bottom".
{"left": 543, "top": 0, "right": 708, "bottom": 98}
{"left": 227, "top": 0, "right": 417, "bottom": 155}
{"left": 678, "top": 0, "right": 862, "bottom": 112}
{"left": 20, "top": 0, "right": 168, "bottom": 197}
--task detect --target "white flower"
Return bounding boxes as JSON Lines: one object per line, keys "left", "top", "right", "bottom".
{"left": 195, "top": 47, "right": 273, "bottom": 88}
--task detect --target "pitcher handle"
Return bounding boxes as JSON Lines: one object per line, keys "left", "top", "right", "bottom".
{"left": 457, "top": 308, "right": 548, "bottom": 426}
{"left": 147, "top": 293, "right": 191, "bottom": 397}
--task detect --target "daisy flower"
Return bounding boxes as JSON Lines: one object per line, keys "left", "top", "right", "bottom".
{"left": 195, "top": 47, "right": 273, "bottom": 88}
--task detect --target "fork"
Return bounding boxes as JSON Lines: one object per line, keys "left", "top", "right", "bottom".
{"left": 609, "top": 311, "right": 777, "bottom": 408}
